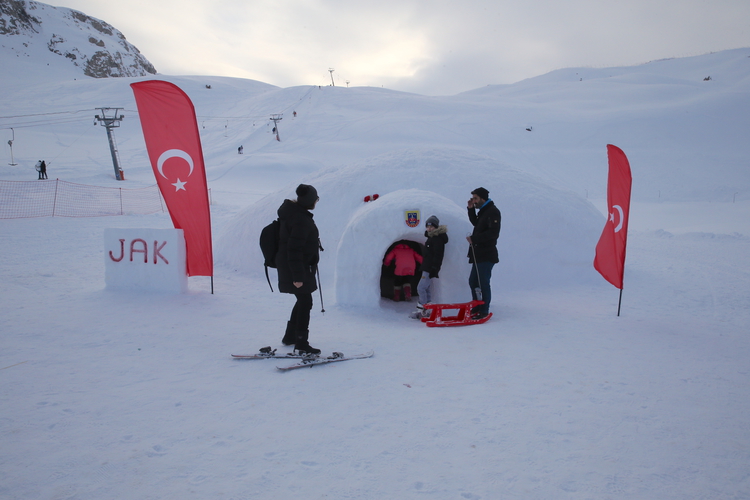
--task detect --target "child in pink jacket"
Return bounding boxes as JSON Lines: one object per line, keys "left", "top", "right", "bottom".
{"left": 383, "top": 243, "right": 423, "bottom": 301}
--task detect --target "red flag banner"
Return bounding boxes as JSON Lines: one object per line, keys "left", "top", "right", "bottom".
{"left": 131, "top": 80, "right": 213, "bottom": 277}
{"left": 594, "top": 144, "right": 632, "bottom": 289}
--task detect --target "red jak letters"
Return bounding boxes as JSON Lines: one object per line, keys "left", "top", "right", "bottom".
{"left": 109, "top": 239, "right": 169, "bottom": 264}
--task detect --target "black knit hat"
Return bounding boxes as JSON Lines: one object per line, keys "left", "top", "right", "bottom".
{"left": 296, "top": 184, "right": 318, "bottom": 209}
{"left": 471, "top": 187, "right": 489, "bottom": 201}
{"left": 425, "top": 215, "right": 439, "bottom": 227}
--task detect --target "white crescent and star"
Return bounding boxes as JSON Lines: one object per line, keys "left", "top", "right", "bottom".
{"left": 156, "top": 149, "right": 194, "bottom": 192}
{"left": 609, "top": 204, "right": 625, "bottom": 232}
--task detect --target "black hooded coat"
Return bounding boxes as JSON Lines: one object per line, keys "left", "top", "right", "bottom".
{"left": 467, "top": 200, "right": 501, "bottom": 264}
{"left": 422, "top": 225, "right": 448, "bottom": 278}
{"left": 275, "top": 199, "right": 320, "bottom": 294}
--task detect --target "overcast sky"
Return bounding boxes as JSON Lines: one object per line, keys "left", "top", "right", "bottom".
{"left": 56, "top": 0, "right": 750, "bottom": 95}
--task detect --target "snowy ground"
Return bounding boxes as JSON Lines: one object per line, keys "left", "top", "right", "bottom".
{"left": 2, "top": 48, "right": 750, "bottom": 499}
{"left": 1, "top": 198, "right": 748, "bottom": 500}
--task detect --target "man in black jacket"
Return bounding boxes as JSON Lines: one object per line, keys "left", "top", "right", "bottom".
{"left": 276, "top": 184, "right": 321, "bottom": 354}
{"left": 466, "top": 187, "right": 501, "bottom": 319}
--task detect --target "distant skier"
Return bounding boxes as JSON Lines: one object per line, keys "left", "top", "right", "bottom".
{"left": 238, "top": 145, "right": 243, "bottom": 154}
{"left": 383, "top": 243, "right": 423, "bottom": 301}
{"left": 35, "top": 160, "right": 47, "bottom": 180}
{"left": 415, "top": 215, "right": 448, "bottom": 317}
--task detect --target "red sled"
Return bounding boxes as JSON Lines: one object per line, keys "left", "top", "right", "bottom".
{"left": 420, "top": 300, "right": 492, "bottom": 327}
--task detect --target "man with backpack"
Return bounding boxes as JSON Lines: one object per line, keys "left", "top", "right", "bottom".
{"left": 275, "top": 184, "right": 322, "bottom": 354}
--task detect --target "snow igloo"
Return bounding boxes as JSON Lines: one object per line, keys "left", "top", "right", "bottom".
{"left": 217, "top": 147, "right": 604, "bottom": 310}
{"left": 335, "top": 189, "right": 472, "bottom": 307}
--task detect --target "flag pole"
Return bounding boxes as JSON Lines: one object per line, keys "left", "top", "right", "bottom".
{"left": 617, "top": 265, "right": 626, "bottom": 316}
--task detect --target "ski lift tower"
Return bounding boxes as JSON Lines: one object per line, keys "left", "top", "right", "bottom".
{"left": 270, "top": 114, "right": 282, "bottom": 142}
{"left": 328, "top": 68, "right": 335, "bottom": 86}
{"left": 95, "top": 107, "right": 125, "bottom": 180}
{"left": 7, "top": 128, "right": 17, "bottom": 166}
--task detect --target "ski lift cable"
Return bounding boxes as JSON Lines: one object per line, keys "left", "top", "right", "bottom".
{"left": 47, "top": 122, "right": 99, "bottom": 166}
{"left": 0, "top": 109, "right": 97, "bottom": 120}
{"left": 1, "top": 116, "right": 95, "bottom": 129}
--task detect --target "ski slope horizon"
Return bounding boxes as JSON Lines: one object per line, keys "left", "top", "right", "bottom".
{"left": 2, "top": 47, "right": 750, "bottom": 202}
{"left": 2, "top": 48, "right": 750, "bottom": 499}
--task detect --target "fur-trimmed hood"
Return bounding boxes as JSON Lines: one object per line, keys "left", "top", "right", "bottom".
{"left": 425, "top": 225, "right": 448, "bottom": 238}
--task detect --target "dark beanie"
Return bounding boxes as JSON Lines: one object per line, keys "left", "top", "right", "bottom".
{"left": 471, "top": 187, "right": 490, "bottom": 201}
{"left": 296, "top": 184, "right": 318, "bottom": 209}
{"left": 426, "top": 215, "right": 439, "bottom": 227}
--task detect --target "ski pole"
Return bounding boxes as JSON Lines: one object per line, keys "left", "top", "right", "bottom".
{"left": 468, "top": 233, "right": 482, "bottom": 301}
{"left": 316, "top": 266, "right": 325, "bottom": 313}
{"left": 316, "top": 238, "right": 325, "bottom": 313}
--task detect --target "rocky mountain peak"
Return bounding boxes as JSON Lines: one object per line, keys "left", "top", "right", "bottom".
{"left": 0, "top": 0, "right": 157, "bottom": 78}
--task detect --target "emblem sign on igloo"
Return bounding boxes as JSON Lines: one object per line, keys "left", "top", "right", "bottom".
{"left": 404, "top": 210, "right": 420, "bottom": 228}
{"left": 104, "top": 228, "right": 187, "bottom": 293}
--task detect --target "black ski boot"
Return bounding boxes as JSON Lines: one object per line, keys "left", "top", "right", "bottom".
{"left": 294, "top": 329, "right": 320, "bottom": 355}
{"left": 294, "top": 343, "right": 321, "bottom": 355}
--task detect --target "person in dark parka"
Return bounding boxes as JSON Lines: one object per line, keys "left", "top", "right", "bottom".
{"left": 276, "top": 184, "right": 321, "bottom": 354}
{"left": 466, "top": 187, "right": 501, "bottom": 319}
{"left": 415, "top": 215, "right": 448, "bottom": 316}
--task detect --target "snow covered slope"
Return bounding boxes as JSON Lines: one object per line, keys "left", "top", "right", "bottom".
{"left": 1, "top": 46, "right": 749, "bottom": 499}
{"left": 3, "top": 49, "right": 749, "bottom": 202}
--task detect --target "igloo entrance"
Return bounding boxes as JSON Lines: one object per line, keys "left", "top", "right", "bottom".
{"left": 380, "top": 240, "right": 424, "bottom": 301}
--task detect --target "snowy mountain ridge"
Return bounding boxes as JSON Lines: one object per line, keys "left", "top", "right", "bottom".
{"left": 0, "top": 0, "right": 156, "bottom": 78}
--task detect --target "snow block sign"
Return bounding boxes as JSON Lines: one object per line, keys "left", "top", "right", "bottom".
{"left": 404, "top": 210, "right": 420, "bottom": 228}
{"left": 104, "top": 228, "right": 187, "bottom": 293}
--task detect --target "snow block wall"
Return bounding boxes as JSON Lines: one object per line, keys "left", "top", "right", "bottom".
{"left": 104, "top": 228, "right": 187, "bottom": 293}
{"left": 217, "top": 147, "right": 605, "bottom": 309}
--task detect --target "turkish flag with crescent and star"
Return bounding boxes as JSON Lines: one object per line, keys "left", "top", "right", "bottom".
{"left": 131, "top": 80, "right": 213, "bottom": 277}
{"left": 594, "top": 144, "right": 632, "bottom": 289}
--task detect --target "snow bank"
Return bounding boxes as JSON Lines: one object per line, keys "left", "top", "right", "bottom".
{"left": 216, "top": 147, "right": 604, "bottom": 308}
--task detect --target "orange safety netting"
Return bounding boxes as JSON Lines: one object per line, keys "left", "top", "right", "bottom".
{"left": 0, "top": 179, "right": 166, "bottom": 219}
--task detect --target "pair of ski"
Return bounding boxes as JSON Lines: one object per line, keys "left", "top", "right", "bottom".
{"left": 417, "top": 300, "right": 492, "bottom": 327}
{"left": 232, "top": 347, "right": 374, "bottom": 371}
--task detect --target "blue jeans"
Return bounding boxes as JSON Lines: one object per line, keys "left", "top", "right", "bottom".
{"left": 469, "top": 262, "right": 494, "bottom": 314}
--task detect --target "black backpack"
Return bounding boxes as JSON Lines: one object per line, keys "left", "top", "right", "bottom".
{"left": 259, "top": 219, "right": 280, "bottom": 291}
